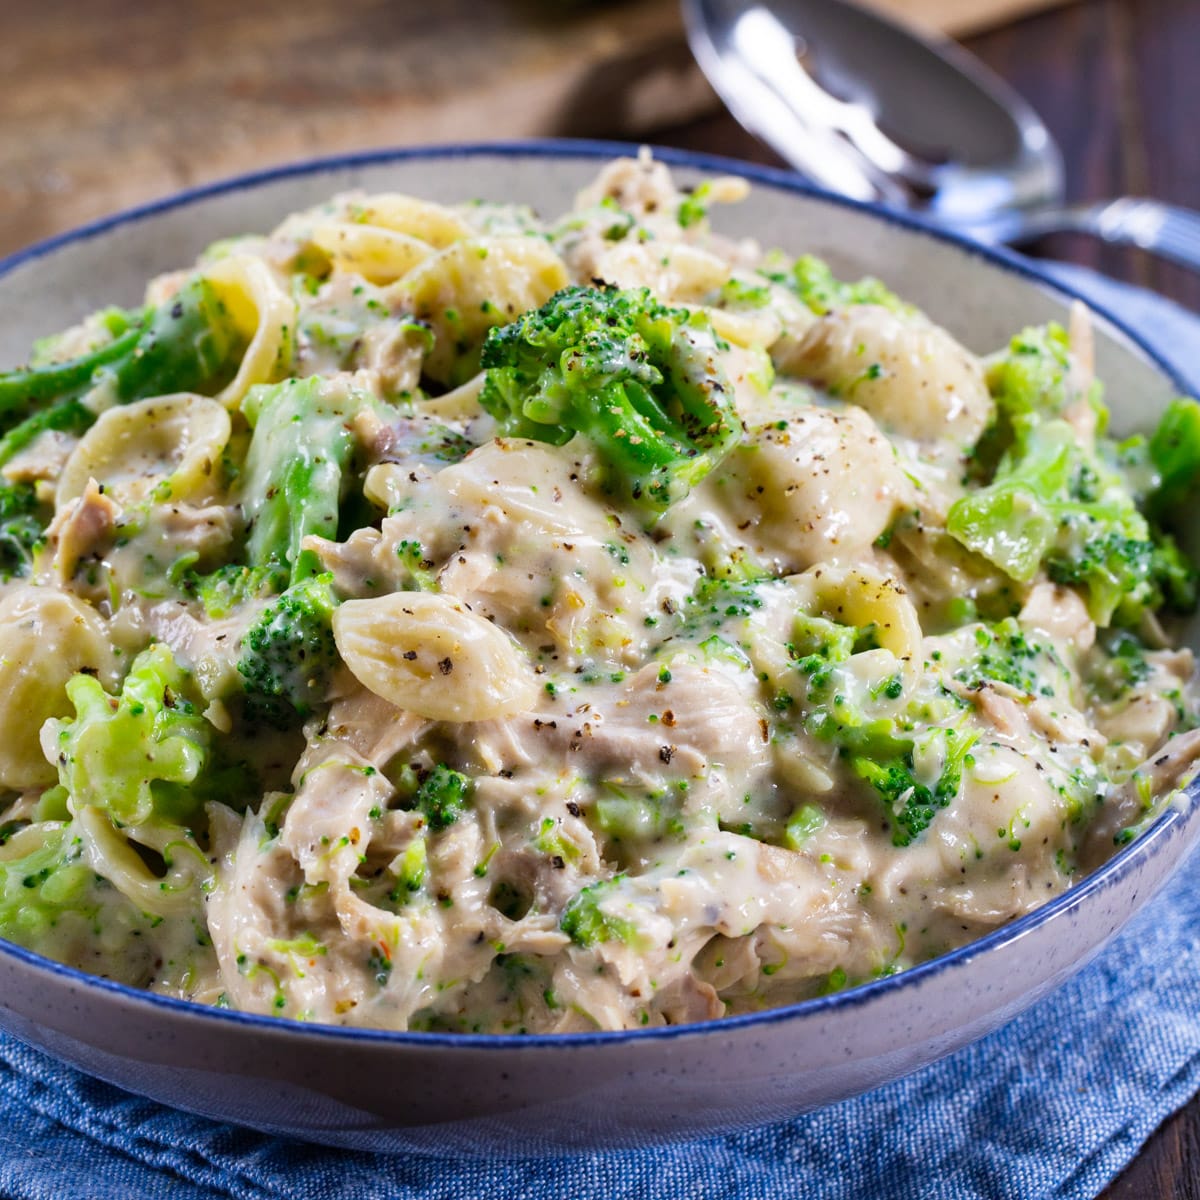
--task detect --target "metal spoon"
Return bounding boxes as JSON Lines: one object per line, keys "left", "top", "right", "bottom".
{"left": 682, "top": 0, "right": 1200, "bottom": 273}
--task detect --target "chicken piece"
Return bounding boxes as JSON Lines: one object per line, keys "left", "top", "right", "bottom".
{"left": 45, "top": 479, "right": 117, "bottom": 590}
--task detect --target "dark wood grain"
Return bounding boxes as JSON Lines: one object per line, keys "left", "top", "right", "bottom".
{"left": 964, "top": 0, "right": 1200, "bottom": 310}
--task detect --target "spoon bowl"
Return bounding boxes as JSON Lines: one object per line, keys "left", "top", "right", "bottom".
{"left": 683, "top": 0, "right": 1200, "bottom": 273}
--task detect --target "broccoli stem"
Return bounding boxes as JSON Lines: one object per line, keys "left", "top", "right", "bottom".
{"left": 479, "top": 285, "right": 742, "bottom": 509}
{"left": 0, "top": 322, "right": 143, "bottom": 419}
{"left": 240, "top": 377, "right": 372, "bottom": 581}
{"left": 0, "top": 276, "right": 244, "bottom": 438}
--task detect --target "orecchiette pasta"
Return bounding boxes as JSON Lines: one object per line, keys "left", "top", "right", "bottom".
{"left": 0, "top": 588, "right": 115, "bottom": 788}
{"left": 789, "top": 564, "right": 924, "bottom": 689}
{"left": 332, "top": 592, "right": 539, "bottom": 722}
{"left": 395, "top": 236, "right": 569, "bottom": 385}
{"left": 57, "top": 394, "right": 231, "bottom": 508}
{"left": 201, "top": 254, "right": 297, "bottom": 407}
{"left": 338, "top": 193, "right": 474, "bottom": 248}
{"left": 783, "top": 304, "right": 994, "bottom": 447}
{"left": 591, "top": 241, "right": 732, "bottom": 304}
{"left": 308, "top": 222, "right": 432, "bottom": 286}
{"left": 693, "top": 404, "right": 911, "bottom": 572}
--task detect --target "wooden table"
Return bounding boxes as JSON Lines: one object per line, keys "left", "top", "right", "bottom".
{"left": 2, "top": 0, "right": 1198, "bottom": 1193}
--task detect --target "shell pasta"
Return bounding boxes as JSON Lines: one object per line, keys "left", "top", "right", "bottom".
{"left": 0, "top": 152, "right": 1198, "bottom": 1033}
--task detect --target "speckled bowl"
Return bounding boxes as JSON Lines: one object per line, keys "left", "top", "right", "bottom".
{"left": 0, "top": 142, "right": 1196, "bottom": 1156}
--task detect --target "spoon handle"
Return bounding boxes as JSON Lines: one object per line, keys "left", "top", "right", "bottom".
{"left": 1001, "top": 199, "right": 1200, "bottom": 276}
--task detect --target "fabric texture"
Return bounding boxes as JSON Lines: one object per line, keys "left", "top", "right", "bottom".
{"left": 1, "top": 267, "right": 1197, "bottom": 1200}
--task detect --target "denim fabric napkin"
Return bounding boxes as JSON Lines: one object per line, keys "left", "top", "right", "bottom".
{"left": 1, "top": 267, "right": 1198, "bottom": 1200}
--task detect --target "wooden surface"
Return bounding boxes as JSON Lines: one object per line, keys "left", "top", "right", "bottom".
{"left": 0, "top": 0, "right": 1071, "bottom": 260}
{"left": 2, "top": 0, "right": 1199, "bottom": 1193}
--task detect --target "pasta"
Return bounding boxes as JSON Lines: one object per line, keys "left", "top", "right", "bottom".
{"left": 0, "top": 152, "right": 1198, "bottom": 1035}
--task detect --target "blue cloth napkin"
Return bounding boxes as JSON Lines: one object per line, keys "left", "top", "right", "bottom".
{"left": 1, "top": 268, "right": 1198, "bottom": 1200}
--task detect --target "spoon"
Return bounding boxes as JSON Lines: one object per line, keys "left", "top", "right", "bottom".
{"left": 682, "top": 0, "right": 1200, "bottom": 274}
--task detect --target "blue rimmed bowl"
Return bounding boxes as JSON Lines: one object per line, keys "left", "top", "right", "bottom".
{"left": 0, "top": 141, "right": 1197, "bottom": 1156}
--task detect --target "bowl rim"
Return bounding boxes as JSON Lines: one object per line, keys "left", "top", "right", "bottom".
{"left": 0, "top": 136, "right": 1194, "bottom": 1052}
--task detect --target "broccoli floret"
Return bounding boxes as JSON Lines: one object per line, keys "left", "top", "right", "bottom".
{"left": 0, "top": 396, "right": 92, "bottom": 473}
{"left": 414, "top": 763, "right": 470, "bottom": 831}
{"left": 479, "top": 285, "right": 742, "bottom": 508}
{"left": 240, "top": 376, "right": 375, "bottom": 579}
{"left": 560, "top": 876, "right": 641, "bottom": 947}
{"left": 985, "top": 322, "right": 1083, "bottom": 421}
{"left": 0, "top": 278, "right": 244, "bottom": 434}
{"left": 393, "top": 540, "right": 438, "bottom": 591}
{"left": 593, "top": 784, "right": 685, "bottom": 844}
{"left": 1149, "top": 396, "right": 1200, "bottom": 516}
{"left": 0, "top": 821, "right": 153, "bottom": 977}
{"left": 389, "top": 836, "right": 428, "bottom": 900}
{"left": 0, "top": 279, "right": 245, "bottom": 578}
{"left": 947, "top": 417, "right": 1192, "bottom": 625}
{"left": 786, "top": 255, "right": 909, "bottom": 316}
{"left": 0, "top": 482, "right": 46, "bottom": 580}
{"left": 179, "top": 563, "right": 287, "bottom": 619}
{"left": 45, "top": 643, "right": 231, "bottom": 828}
{"left": 1087, "top": 629, "right": 1153, "bottom": 702}
{"left": 783, "top": 803, "right": 825, "bottom": 850}
{"left": 680, "top": 570, "right": 771, "bottom": 641}
{"left": 1045, "top": 530, "right": 1196, "bottom": 619}
{"left": 813, "top": 716, "right": 977, "bottom": 848}
{"left": 953, "top": 619, "right": 1066, "bottom": 697}
{"left": 794, "top": 612, "right": 976, "bottom": 847}
{"left": 676, "top": 183, "right": 712, "bottom": 229}
{"left": 236, "top": 573, "right": 340, "bottom": 727}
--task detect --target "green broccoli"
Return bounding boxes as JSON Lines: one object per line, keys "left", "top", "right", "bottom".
{"left": 240, "top": 376, "right": 376, "bottom": 579}
{"left": 1087, "top": 629, "right": 1153, "bottom": 702}
{"left": 593, "top": 783, "right": 685, "bottom": 844}
{"left": 45, "top": 643, "right": 228, "bottom": 828}
{"left": 0, "top": 821, "right": 153, "bottom": 979}
{"left": 0, "top": 277, "right": 244, "bottom": 434}
{"left": 0, "top": 481, "right": 45, "bottom": 580}
{"left": 947, "top": 416, "right": 1194, "bottom": 625}
{"left": 0, "top": 280, "right": 245, "bottom": 577}
{"left": 389, "top": 836, "right": 427, "bottom": 899}
{"left": 676, "top": 183, "right": 713, "bottom": 229}
{"left": 848, "top": 727, "right": 977, "bottom": 848}
{"left": 792, "top": 611, "right": 976, "bottom": 847}
{"left": 236, "top": 573, "right": 340, "bottom": 727}
{"left": 413, "top": 763, "right": 470, "bottom": 831}
{"left": 783, "top": 803, "right": 825, "bottom": 850}
{"left": 985, "top": 322, "right": 1084, "bottom": 421}
{"left": 479, "top": 285, "right": 743, "bottom": 508}
{"left": 560, "top": 876, "right": 641, "bottom": 947}
{"left": 178, "top": 563, "right": 287, "bottom": 619}
{"left": 953, "top": 618, "right": 1066, "bottom": 697}
{"left": 0, "top": 397, "right": 92, "bottom": 471}
{"left": 785, "top": 255, "right": 908, "bottom": 316}
{"left": 1148, "top": 395, "right": 1200, "bottom": 516}
{"left": 805, "top": 702, "right": 977, "bottom": 848}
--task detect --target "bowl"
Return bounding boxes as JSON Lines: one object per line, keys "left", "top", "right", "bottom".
{"left": 0, "top": 140, "right": 1197, "bottom": 1156}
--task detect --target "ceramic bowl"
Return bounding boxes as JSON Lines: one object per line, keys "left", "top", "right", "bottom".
{"left": 0, "top": 141, "right": 1196, "bottom": 1156}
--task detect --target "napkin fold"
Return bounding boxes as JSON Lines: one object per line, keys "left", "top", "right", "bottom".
{"left": 1, "top": 267, "right": 1197, "bottom": 1200}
